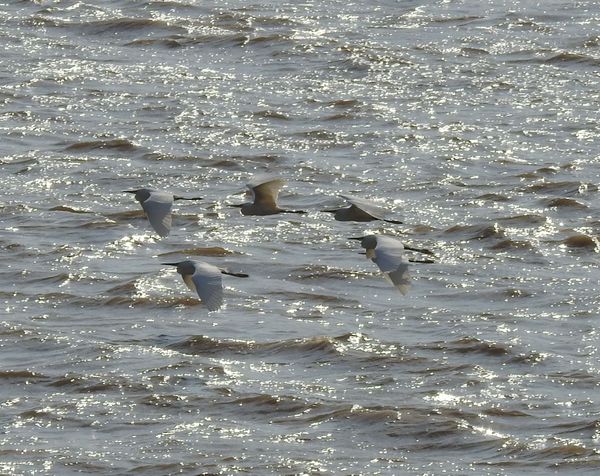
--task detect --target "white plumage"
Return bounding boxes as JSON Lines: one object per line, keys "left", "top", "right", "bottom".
{"left": 140, "top": 190, "right": 173, "bottom": 238}
{"left": 125, "top": 188, "right": 202, "bottom": 237}
{"left": 353, "top": 235, "right": 412, "bottom": 295}
{"left": 163, "top": 260, "right": 248, "bottom": 311}
{"left": 233, "top": 175, "right": 304, "bottom": 216}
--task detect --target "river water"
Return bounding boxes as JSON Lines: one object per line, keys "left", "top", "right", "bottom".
{"left": 1, "top": 0, "right": 600, "bottom": 474}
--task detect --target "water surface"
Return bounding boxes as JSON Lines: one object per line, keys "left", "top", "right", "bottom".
{"left": 1, "top": 0, "right": 600, "bottom": 474}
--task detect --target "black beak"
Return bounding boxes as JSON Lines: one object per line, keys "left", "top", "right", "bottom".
{"left": 358, "top": 251, "right": 367, "bottom": 255}
{"left": 221, "top": 270, "right": 250, "bottom": 278}
{"left": 174, "top": 195, "right": 203, "bottom": 201}
{"left": 162, "top": 262, "right": 180, "bottom": 266}
{"left": 348, "top": 236, "right": 364, "bottom": 241}
{"left": 229, "top": 204, "right": 243, "bottom": 208}
{"left": 322, "top": 209, "right": 338, "bottom": 214}
{"left": 123, "top": 190, "right": 137, "bottom": 194}
{"left": 404, "top": 245, "right": 435, "bottom": 256}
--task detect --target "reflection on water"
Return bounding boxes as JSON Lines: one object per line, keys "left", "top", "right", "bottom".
{"left": 1, "top": 0, "right": 600, "bottom": 473}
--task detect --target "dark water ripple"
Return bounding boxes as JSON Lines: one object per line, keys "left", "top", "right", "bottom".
{"left": 2, "top": 0, "right": 600, "bottom": 474}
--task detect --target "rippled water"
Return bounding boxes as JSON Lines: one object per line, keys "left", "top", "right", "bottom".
{"left": 1, "top": 0, "right": 600, "bottom": 474}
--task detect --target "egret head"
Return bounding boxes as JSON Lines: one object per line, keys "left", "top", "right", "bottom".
{"left": 331, "top": 208, "right": 351, "bottom": 221}
{"left": 124, "top": 189, "right": 151, "bottom": 204}
{"left": 228, "top": 203, "right": 255, "bottom": 215}
{"left": 163, "top": 260, "right": 196, "bottom": 276}
{"left": 349, "top": 235, "right": 378, "bottom": 250}
{"left": 240, "top": 203, "right": 254, "bottom": 215}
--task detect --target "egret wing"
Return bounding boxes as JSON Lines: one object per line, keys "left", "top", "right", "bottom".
{"left": 182, "top": 274, "right": 197, "bottom": 292}
{"left": 340, "top": 194, "right": 388, "bottom": 220}
{"left": 372, "top": 236, "right": 411, "bottom": 294}
{"left": 247, "top": 176, "right": 285, "bottom": 207}
{"left": 372, "top": 236, "right": 406, "bottom": 272}
{"left": 141, "top": 191, "right": 173, "bottom": 237}
{"left": 190, "top": 263, "right": 224, "bottom": 311}
{"left": 384, "top": 262, "right": 411, "bottom": 295}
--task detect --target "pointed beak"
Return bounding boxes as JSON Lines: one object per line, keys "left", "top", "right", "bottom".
{"left": 174, "top": 195, "right": 203, "bottom": 201}
{"left": 229, "top": 204, "right": 243, "bottom": 208}
{"left": 161, "top": 262, "right": 180, "bottom": 266}
{"left": 123, "top": 190, "right": 137, "bottom": 194}
{"left": 403, "top": 245, "right": 435, "bottom": 256}
{"left": 348, "top": 236, "right": 364, "bottom": 241}
{"left": 322, "top": 209, "right": 337, "bottom": 214}
{"left": 358, "top": 251, "right": 367, "bottom": 255}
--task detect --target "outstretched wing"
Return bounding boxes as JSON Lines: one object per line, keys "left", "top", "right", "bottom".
{"left": 383, "top": 262, "right": 411, "bottom": 295}
{"left": 340, "top": 194, "right": 388, "bottom": 220}
{"left": 141, "top": 191, "right": 173, "bottom": 237}
{"left": 372, "top": 236, "right": 411, "bottom": 294}
{"left": 190, "top": 263, "right": 224, "bottom": 311}
{"left": 372, "top": 236, "right": 406, "bottom": 272}
{"left": 247, "top": 176, "right": 285, "bottom": 208}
